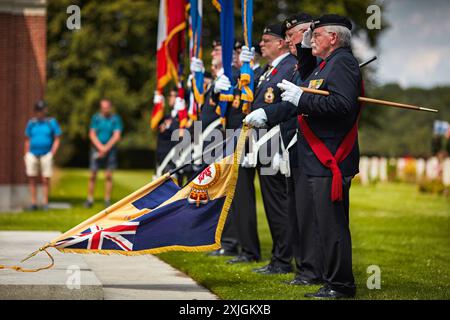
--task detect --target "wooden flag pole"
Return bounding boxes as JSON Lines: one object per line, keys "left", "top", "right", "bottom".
{"left": 300, "top": 87, "right": 438, "bottom": 113}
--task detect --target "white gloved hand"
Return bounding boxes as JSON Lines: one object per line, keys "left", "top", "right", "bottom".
{"left": 271, "top": 152, "right": 282, "bottom": 172}
{"left": 239, "top": 46, "right": 255, "bottom": 64}
{"left": 277, "top": 79, "right": 303, "bottom": 106}
{"left": 241, "top": 155, "right": 255, "bottom": 168}
{"left": 174, "top": 97, "right": 186, "bottom": 112}
{"left": 301, "top": 27, "right": 312, "bottom": 48}
{"left": 214, "top": 75, "right": 232, "bottom": 93}
{"left": 153, "top": 91, "right": 164, "bottom": 104}
{"left": 190, "top": 57, "right": 205, "bottom": 73}
{"left": 244, "top": 108, "right": 267, "bottom": 128}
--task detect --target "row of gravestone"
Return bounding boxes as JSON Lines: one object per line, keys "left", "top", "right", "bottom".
{"left": 358, "top": 156, "right": 450, "bottom": 186}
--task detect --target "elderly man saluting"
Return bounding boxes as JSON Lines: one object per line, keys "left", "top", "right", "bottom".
{"left": 245, "top": 14, "right": 362, "bottom": 299}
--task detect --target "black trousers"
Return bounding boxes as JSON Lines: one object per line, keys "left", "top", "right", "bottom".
{"left": 296, "top": 169, "right": 356, "bottom": 295}
{"left": 220, "top": 204, "right": 240, "bottom": 252}
{"left": 232, "top": 166, "right": 292, "bottom": 266}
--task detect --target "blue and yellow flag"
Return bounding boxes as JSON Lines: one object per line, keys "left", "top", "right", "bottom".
{"left": 189, "top": 0, "right": 204, "bottom": 108}
{"left": 239, "top": 0, "right": 254, "bottom": 114}
{"left": 44, "top": 126, "right": 247, "bottom": 255}
{"left": 214, "top": 0, "right": 235, "bottom": 127}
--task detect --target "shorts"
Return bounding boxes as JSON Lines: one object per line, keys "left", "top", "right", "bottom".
{"left": 24, "top": 152, "right": 53, "bottom": 178}
{"left": 89, "top": 147, "right": 118, "bottom": 171}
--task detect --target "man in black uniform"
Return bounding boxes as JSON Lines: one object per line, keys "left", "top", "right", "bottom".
{"left": 228, "top": 24, "right": 296, "bottom": 275}
{"left": 278, "top": 13, "right": 316, "bottom": 285}
{"left": 245, "top": 14, "right": 362, "bottom": 298}
{"left": 192, "top": 39, "right": 241, "bottom": 256}
{"left": 155, "top": 88, "right": 180, "bottom": 172}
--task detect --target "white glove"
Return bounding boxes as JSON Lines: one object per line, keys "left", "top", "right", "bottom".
{"left": 239, "top": 46, "right": 255, "bottom": 64}
{"left": 153, "top": 91, "right": 164, "bottom": 104}
{"left": 190, "top": 57, "right": 205, "bottom": 73}
{"left": 214, "top": 75, "right": 232, "bottom": 93}
{"left": 241, "top": 155, "right": 256, "bottom": 168}
{"left": 174, "top": 97, "right": 186, "bottom": 112}
{"left": 277, "top": 79, "right": 303, "bottom": 106}
{"left": 271, "top": 153, "right": 282, "bottom": 172}
{"left": 244, "top": 108, "right": 267, "bottom": 128}
{"left": 301, "top": 27, "right": 312, "bottom": 48}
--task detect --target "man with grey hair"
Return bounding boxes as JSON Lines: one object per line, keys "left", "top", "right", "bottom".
{"left": 245, "top": 14, "right": 362, "bottom": 299}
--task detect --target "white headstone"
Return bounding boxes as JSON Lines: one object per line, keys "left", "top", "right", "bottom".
{"left": 359, "top": 156, "right": 370, "bottom": 185}
{"left": 416, "top": 158, "right": 426, "bottom": 181}
{"left": 426, "top": 157, "right": 439, "bottom": 180}
{"left": 379, "top": 158, "right": 388, "bottom": 182}
{"left": 369, "top": 157, "right": 380, "bottom": 181}
{"left": 443, "top": 158, "right": 450, "bottom": 186}
{"left": 397, "top": 158, "right": 406, "bottom": 180}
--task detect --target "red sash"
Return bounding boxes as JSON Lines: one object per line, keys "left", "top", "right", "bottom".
{"left": 298, "top": 82, "right": 364, "bottom": 202}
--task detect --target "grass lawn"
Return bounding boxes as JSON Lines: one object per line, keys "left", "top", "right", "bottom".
{"left": 0, "top": 168, "right": 449, "bottom": 300}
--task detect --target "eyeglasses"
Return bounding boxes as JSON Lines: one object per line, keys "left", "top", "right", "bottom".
{"left": 311, "top": 31, "right": 334, "bottom": 39}
{"left": 285, "top": 28, "right": 308, "bottom": 41}
{"left": 261, "top": 37, "right": 282, "bottom": 44}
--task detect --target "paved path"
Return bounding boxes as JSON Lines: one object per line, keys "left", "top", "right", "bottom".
{"left": 0, "top": 231, "right": 217, "bottom": 300}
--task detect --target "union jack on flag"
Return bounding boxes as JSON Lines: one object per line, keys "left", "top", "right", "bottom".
{"left": 54, "top": 222, "right": 139, "bottom": 252}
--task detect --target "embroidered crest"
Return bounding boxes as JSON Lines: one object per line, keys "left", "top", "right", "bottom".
{"left": 264, "top": 87, "right": 275, "bottom": 104}
{"left": 308, "top": 79, "right": 324, "bottom": 89}
{"left": 188, "top": 164, "right": 221, "bottom": 206}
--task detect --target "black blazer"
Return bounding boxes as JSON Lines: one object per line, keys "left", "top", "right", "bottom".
{"left": 264, "top": 47, "right": 362, "bottom": 177}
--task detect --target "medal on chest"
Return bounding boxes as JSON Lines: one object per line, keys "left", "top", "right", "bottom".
{"left": 264, "top": 87, "right": 275, "bottom": 104}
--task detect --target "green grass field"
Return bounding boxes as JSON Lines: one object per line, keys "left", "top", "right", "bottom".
{"left": 0, "top": 168, "right": 449, "bottom": 300}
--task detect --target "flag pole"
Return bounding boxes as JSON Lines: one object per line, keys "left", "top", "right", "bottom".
{"left": 300, "top": 87, "right": 438, "bottom": 113}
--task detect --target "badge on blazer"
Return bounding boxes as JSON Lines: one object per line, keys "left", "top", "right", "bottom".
{"left": 308, "top": 79, "right": 324, "bottom": 89}
{"left": 264, "top": 87, "right": 275, "bottom": 104}
{"left": 232, "top": 94, "right": 240, "bottom": 108}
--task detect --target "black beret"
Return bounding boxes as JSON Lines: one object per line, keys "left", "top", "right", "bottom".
{"left": 212, "top": 39, "right": 221, "bottom": 48}
{"left": 284, "top": 13, "right": 313, "bottom": 31}
{"left": 34, "top": 100, "right": 47, "bottom": 111}
{"left": 234, "top": 39, "right": 243, "bottom": 51}
{"left": 311, "top": 14, "right": 352, "bottom": 31}
{"left": 263, "top": 23, "right": 284, "bottom": 39}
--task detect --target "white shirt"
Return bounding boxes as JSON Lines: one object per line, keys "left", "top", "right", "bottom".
{"left": 270, "top": 52, "right": 290, "bottom": 69}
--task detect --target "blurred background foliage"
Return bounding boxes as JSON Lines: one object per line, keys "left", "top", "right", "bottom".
{"left": 46, "top": 0, "right": 448, "bottom": 167}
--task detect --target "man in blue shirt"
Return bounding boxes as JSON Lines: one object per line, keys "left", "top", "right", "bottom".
{"left": 85, "top": 99, "right": 123, "bottom": 208}
{"left": 24, "top": 100, "right": 61, "bottom": 211}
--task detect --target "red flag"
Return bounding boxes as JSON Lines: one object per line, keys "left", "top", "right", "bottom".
{"left": 150, "top": 90, "right": 164, "bottom": 131}
{"left": 152, "top": 0, "right": 186, "bottom": 130}
{"left": 156, "top": 0, "right": 186, "bottom": 90}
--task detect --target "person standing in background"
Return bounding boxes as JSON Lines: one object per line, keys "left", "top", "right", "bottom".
{"left": 24, "top": 100, "right": 61, "bottom": 211}
{"left": 85, "top": 99, "right": 123, "bottom": 208}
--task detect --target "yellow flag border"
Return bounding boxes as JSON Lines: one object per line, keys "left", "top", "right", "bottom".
{"left": 53, "top": 125, "right": 249, "bottom": 256}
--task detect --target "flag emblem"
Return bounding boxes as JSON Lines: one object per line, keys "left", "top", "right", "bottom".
{"left": 188, "top": 163, "right": 221, "bottom": 206}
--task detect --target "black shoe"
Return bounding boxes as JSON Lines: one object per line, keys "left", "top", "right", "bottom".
{"left": 304, "top": 286, "right": 355, "bottom": 299}
{"left": 104, "top": 200, "right": 111, "bottom": 208}
{"left": 284, "top": 277, "right": 323, "bottom": 286}
{"left": 227, "top": 255, "right": 259, "bottom": 264}
{"left": 207, "top": 248, "right": 239, "bottom": 257}
{"left": 253, "top": 263, "right": 293, "bottom": 275}
{"left": 252, "top": 264, "right": 271, "bottom": 273}
{"left": 84, "top": 200, "right": 93, "bottom": 208}
{"left": 26, "top": 204, "right": 38, "bottom": 211}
